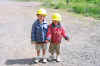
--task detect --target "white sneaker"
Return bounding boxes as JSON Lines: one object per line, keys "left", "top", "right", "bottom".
{"left": 34, "top": 59, "right": 39, "bottom": 63}
{"left": 56, "top": 57, "right": 61, "bottom": 62}
{"left": 42, "top": 58, "right": 47, "bottom": 63}
{"left": 56, "top": 56, "right": 63, "bottom": 62}
{"left": 34, "top": 57, "right": 40, "bottom": 63}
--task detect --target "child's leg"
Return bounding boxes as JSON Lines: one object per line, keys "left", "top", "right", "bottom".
{"left": 42, "top": 44, "right": 47, "bottom": 58}
{"left": 55, "top": 44, "right": 61, "bottom": 62}
{"left": 41, "top": 43, "right": 47, "bottom": 62}
{"left": 48, "top": 43, "right": 55, "bottom": 61}
{"left": 43, "top": 49, "right": 46, "bottom": 56}
{"left": 56, "top": 44, "right": 60, "bottom": 56}
{"left": 49, "top": 43, "right": 55, "bottom": 55}
{"left": 37, "top": 50, "right": 40, "bottom": 56}
{"left": 34, "top": 44, "right": 41, "bottom": 63}
{"left": 35, "top": 44, "right": 41, "bottom": 56}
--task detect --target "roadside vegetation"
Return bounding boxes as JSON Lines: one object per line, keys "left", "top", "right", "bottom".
{"left": 16, "top": 0, "right": 100, "bottom": 19}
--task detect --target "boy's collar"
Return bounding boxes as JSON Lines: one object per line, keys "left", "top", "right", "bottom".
{"left": 37, "top": 19, "right": 47, "bottom": 24}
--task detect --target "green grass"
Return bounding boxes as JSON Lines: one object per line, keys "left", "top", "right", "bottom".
{"left": 43, "top": 0, "right": 100, "bottom": 19}
{"left": 16, "top": 0, "right": 31, "bottom": 2}
{"left": 16, "top": 0, "right": 40, "bottom": 2}
{"left": 15, "top": 0, "right": 100, "bottom": 19}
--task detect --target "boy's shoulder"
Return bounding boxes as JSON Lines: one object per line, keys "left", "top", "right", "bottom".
{"left": 33, "top": 19, "right": 48, "bottom": 24}
{"left": 33, "top": 20, "right": 39, "bottom": 25}
{"left": 34, "top": 19, "right": 39, "bottom": 23}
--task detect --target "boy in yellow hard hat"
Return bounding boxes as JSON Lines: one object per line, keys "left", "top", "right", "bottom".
{"left": 45, "top": 13, "right": 70, "bottom": 62}
{"left": 31, "top": 8, "right": 48, "bottom": 63}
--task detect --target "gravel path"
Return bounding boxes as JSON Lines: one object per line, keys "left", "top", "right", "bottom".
{"left": 0, "top": 1, "right": 100, "bottom": 66}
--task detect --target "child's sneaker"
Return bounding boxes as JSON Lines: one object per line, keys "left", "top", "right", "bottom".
{"left": 34, "top": 56, "right": 40, "bottom": 63}
{"left": 42, "top": 58, "right": 47, "bottom": 63}
{"left": 56, "top": 57, "right": 61, "bottom": 62}
{"left": 34, "top": 59, "right": 39, "bottom": 63}
{"left": 56, "top": 56, "right": 63, "bottom": 62}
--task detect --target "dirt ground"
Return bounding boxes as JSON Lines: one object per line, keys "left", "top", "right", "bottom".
{"left": 0, "top": 1, "right": 100, "bottom": 66}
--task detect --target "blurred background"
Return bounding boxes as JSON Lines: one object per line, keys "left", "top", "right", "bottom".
{"left": 14, "top": 0, "right": 100, "bottom": 19}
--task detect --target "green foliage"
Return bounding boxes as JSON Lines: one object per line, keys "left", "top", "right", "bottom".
{"left": 16, "top": 0, "right": 100, "bottom": 18}
{"left": 71, "top": 3, "right": 87, "bottom": 13}
{"left": 43, "top": 0, "right": 100, "bottom": 18}
{"left": 16, "top": 0, "right": 32, "bottom": 2}
{"left": 16, "top": 0, "right": 42, "bottom": 2}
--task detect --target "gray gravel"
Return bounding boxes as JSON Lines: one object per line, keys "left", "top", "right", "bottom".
{"left": 0, "top": 1, "right": 100, "bottom": 66}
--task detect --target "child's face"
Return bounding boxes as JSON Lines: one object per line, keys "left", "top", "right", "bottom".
{"left": 37, "top": 14, "right": 45, "bottom": 22}
{"left": 52, "top": 20, "right": 59, "bottom": 25}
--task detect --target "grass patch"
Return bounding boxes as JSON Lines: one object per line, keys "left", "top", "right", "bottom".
{"left": 15, "top": 0, "right": 100, "bottom": 19}
{"left": 16, "top": 0, "right": 41, "bottom": 2}
{"left": 43, "top": 0, "right": 100, "bottom": 19}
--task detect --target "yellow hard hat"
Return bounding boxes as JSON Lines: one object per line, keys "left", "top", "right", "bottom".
{"left": 52, "top": 13, "right": 62, "bottom": 21}
{"left": 37, "top": 8, "right": 47, "bottom": 16}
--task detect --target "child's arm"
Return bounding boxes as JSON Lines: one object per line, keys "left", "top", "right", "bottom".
{"left": 31, "top": 23, "right": 36, "bottom": 44}
{"left": 61, "top": 27, "right": 70, "bottom": 41}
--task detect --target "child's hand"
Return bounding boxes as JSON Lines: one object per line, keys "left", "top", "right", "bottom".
{"left": 65, "top": 36, "right": 70, "bottom": 42}
{"left": 45, "top": 40, "right": 49, "bottom": 43}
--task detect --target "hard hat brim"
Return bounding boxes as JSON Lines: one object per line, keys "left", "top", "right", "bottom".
{"left": 36, "top": 14, "right": 47, "bottom": 16}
